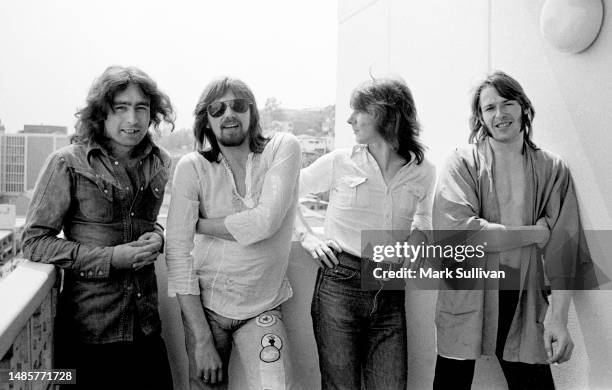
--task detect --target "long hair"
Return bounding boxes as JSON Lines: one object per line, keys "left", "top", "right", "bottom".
{"left": 193, "top": 76, "right": 268, "bottom": 162}
{"left": 469, "top": 70, "right": 536, "bottom": 148}
{"left": 74, "top": 65, "right": 175, "bottom": 144}
{"left": 350, "top": 77, "right": 425, "bottom": 164}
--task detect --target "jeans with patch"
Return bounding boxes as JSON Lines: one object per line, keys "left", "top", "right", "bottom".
{"left": 192, "top": 307, "right": 297, "bottom": 390}
{"left": 311, "top": 252, "right": 407, "bottom": 390}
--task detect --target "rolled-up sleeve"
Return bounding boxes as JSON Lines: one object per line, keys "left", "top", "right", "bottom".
{"left": 165, "top": 155, "right": 202, "bottom": 296}
{"left": 225, "top": 134, "right": 301, "bottom": 245}
{"left": 21, "top": 153, "right": 113, "bottom": 277}
{"left": 299, "top": 150, "right": 335, "bottom": 197}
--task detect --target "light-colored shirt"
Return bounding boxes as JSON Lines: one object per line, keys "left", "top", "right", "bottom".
{"left": 165, "top": 133, "right": 301, "bottom": 320}
{"left": 300, "top": 145, "right": 436, "bottom": 257}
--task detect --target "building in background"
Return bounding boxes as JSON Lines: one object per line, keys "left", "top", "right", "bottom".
{"left": 297, "top": 133, "right": 333, "bottom": 168}
{"left": 21, "top": 124, "right": 68, "bottom": 134}
{"left": 0, "top": 133, "right": 69, "bottom": 215}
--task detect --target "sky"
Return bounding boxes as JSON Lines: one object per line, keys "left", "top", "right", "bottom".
{"left": 0, "top": 0, "right": 338, "bottom": 133}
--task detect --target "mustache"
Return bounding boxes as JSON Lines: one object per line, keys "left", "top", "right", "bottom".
{"left": 220, "top": 118, "right": 240, "bottom": 127}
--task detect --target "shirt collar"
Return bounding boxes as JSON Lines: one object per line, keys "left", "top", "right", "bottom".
{"left": 350, "top": 143, "right": 415, "bottom": 168}
{"left": 86, "top": 133, "right": 159, "bottom": 162}
{"left": 350, "top": 143, "right": 368, "bottom": 157}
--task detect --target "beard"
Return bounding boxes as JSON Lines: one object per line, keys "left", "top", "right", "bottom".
{"left": 217, "top": 129, "right": 248, "bottom": 147}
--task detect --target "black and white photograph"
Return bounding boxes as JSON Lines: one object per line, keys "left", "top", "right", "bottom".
{"left": 1, "top": 1, "right": 611, "bottom": 389}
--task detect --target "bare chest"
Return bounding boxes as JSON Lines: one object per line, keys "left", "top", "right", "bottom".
{"left": 493, "top": 157, "right": 526, "bottom": 225}
{"left": 229, "top": 166, "right": 247, "bottom": 198}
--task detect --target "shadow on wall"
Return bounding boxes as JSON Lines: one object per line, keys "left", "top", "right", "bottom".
{"left": 573, "top": 290, "right": 612, "bottom": 389}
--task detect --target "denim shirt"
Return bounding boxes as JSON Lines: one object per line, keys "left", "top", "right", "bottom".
{"left": 22, "top": 137, "right": 170, "bottom": 343}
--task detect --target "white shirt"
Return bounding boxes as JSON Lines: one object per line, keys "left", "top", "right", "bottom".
{"left": 300, "top": 145, "right": 436, "bottom": 257}
{"left": 165, "top": 133, "right": 301, "bottom": 320}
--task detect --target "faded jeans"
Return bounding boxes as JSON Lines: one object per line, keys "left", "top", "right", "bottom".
{"left": 193, "top": 307, "right": 297, "bottom": 390}
{"left": 311, "top": 252, "right": 407, "bottom": 390}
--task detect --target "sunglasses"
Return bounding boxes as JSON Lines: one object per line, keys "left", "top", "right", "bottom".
{"left": 206, "top": 99, "right": 252, "bottom": 118}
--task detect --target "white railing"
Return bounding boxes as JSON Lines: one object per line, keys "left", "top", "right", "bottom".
{"left": 0, "top": 261, "right": 56, "bottom": 364}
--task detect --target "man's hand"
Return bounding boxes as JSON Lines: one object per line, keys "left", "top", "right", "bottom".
{"left": 534, "top": 218, "right": 551, "bottom": 248}
{"left": 186, "top": 336, "right": 223, "bottom": 387}
{"left": 544, "top": 319, "right": 574, "bottom": 364}
{"left": 133, "top": 232, "right": 164, "bottom": 269}
{"left": 111, "top": 237, "right": 161, "bottom": 270}
{"left": 300, "top": 232, "right": 342, "bottom": 268}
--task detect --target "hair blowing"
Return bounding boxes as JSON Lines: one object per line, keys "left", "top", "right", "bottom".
{"left": 350, "top": 77, "right": 425, "bottom": 164}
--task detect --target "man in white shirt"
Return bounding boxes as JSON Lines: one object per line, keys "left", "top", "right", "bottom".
{"left": 298, "top": 77, "right": 435, "bottom": 389}
{"left": 165, "top": 77, "right": 301, "bottom": 389}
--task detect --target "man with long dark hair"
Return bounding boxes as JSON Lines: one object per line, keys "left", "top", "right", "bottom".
{"left": 433, "top": 71, "right": 595, "bottom": 389}
{"left": 166, "top": 77, "right": 301, "bottom": 389}
{"left": 22, "top": 65, "right": 174, "bottom": 389}
{"left": 297, "top": 77, "right": 435, "bottom": 389}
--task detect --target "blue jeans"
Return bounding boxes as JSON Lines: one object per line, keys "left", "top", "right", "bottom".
{"left": 311, "top": 252, "right": 407, "bottom": 390}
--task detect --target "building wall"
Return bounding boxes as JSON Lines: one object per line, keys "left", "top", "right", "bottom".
{"left": 22, "top": 124, "right": 67, "bottom": 134}
{"left": 488, "top": 2, "right": 612, "bottom": 389}
{"left": 0, "top": 135, "right": 26, "bottom": 194}
{"left": 25, "top": 136, "right": 54, "bottom": 191}
{"left": 0, "top": 134, "right": 69, "bottom": 198}
{"left": 336, "top": 1, "right": 612, "bottom": 389}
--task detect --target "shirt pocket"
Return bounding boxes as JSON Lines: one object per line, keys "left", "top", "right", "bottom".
{"left": 74, "top": 169, "right": 114, "bottom": 223}
{"left": 135, "top": 170, "right": 167, "bottom": 222}
{"left": 396, "top": 184, "right": 424, "bottom": 218}
{"left": 333, "top": 175, "right": 369, "bottom": 208}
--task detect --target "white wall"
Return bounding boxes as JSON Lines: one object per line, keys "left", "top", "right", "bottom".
{"left": 337, "top": 0, "right": 490, "bottom": 168}
{"left": 337, "top": 0, "right": 612, "bottom": 389}
{"left": 336, "top": 0, "right": 390, "bottom": 148}
{"left": 488, "top": 2, "right": 612, "bottom": 388}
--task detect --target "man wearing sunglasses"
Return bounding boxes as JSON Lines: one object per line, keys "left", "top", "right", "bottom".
{"left": 166, "top": 77, "right": 301, "bottom": 389}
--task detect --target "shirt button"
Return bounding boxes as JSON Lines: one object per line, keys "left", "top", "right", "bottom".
{"left": 125, "top": 186, "right": 130, "bottom": 191}
{"left": 140, "top": 186, "right": 144, "bottom": 191}
{"left": 130, "top": 212, "right": 135, "bottom": 216}
{"left": 114, "top": 161, "right": 119, "bottom": 165}
{"left": 137, "top": 293, "right": 142, "bottom": 298}
{"left": 154, "top": 188, "right": 159, "bottom": 192}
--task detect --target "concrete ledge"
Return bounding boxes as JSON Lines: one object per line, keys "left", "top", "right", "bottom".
{"left": 0, "top": 260, "right": 56, "bottom": 358}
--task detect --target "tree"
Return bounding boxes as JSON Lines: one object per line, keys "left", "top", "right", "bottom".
{"left": 264, "top": 97, "right": 281, "bottom": 112}
{"left": 263, "top": 97, "right": 286, "bottom": 121}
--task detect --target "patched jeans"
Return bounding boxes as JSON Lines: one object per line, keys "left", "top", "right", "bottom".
{"left": 195, "top": 307, "right": 297, "bottom": 390}
{"left": 311, "top": 252, "right": 407, "bottom": 390}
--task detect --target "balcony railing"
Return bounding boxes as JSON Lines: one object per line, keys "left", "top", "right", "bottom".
{"left": 0, "top": 260, "right": 57, "bottom": 390}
